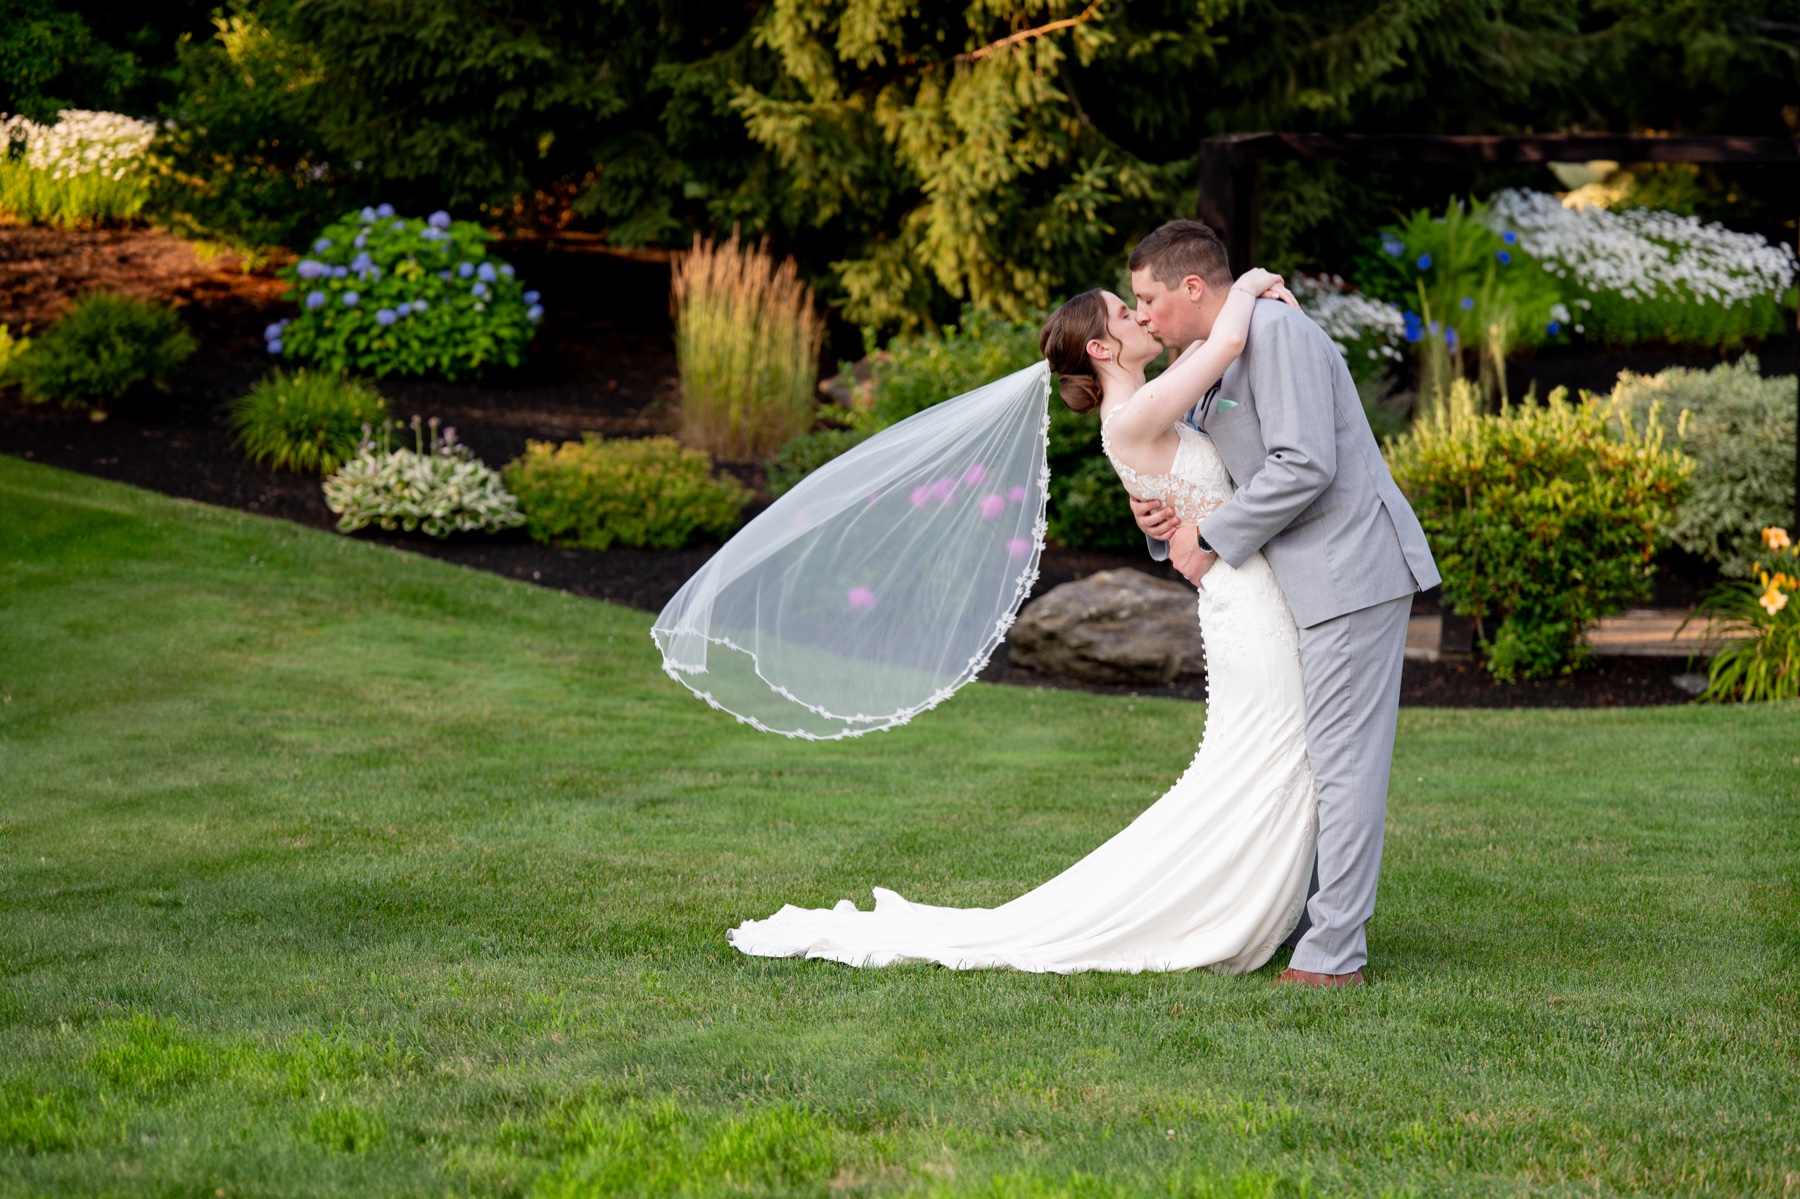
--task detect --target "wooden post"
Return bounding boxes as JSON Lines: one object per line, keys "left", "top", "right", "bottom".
{"left": 1195, "top": 136, "right": 1263, "bottom": 272}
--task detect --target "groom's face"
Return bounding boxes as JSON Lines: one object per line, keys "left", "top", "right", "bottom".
{"left": 1130, "top": 268, "right": 1210, "bottom": 352}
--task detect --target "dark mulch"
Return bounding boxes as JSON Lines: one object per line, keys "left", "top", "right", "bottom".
{"left": 0, "top": 225, "right": 1731, "bottom": 708}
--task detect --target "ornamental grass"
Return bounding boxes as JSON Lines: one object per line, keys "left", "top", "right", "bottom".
{"left": 671, "top": 230, "right": 823, "bottom": 461}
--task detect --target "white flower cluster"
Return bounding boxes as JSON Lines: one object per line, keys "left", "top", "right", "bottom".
{"left": 1293, "top": 273, "right": 1407, "bottom": 362}
{"left": 324, "top": 433, "right": 525, "bottom": 538}
{"left": 0, "top": 109, "right": 156, "bottom": 181}
{"left": 1484, "top": 189, "right": 1797, "bottom": 308}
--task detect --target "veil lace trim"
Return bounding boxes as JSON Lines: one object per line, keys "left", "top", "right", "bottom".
{"left": 651, "top": 363, "right": 1054, "bottom": 740}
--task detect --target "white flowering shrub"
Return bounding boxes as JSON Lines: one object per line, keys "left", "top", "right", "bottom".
{"left": 323, "top": 417, "right": 526, "bottom": 538}
{"left": 274, "top": 205, "right": 543, "bottom": 380}
{"left": 1293, "top": 274, "right": 1406, "bottom": 380}
{"left": 0, "top": 109, "right": 155, "bottom": 225}
{"left": 1482, "top": 189, "right": 1798, "bottom": 347}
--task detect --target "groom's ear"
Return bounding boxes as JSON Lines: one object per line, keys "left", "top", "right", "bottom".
{"left": 1181, "top": 274, "right": 1207, "bottom": 302}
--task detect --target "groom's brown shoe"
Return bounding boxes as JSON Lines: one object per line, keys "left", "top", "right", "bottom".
{"left": 1276, "top": 968, "right": 1365, "bottom": 988}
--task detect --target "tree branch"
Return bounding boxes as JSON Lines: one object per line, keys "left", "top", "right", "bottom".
{"left": 962, "top": 0, "right": 1106, "bottom": 62}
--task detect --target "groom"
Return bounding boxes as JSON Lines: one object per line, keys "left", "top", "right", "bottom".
{"left": 1126, "top": 220, "right": 1439, "bottom": 988}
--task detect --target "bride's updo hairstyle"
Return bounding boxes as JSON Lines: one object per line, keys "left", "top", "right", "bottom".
{"left": 1038, "top": 289, "right": 1111, "bottom": 415}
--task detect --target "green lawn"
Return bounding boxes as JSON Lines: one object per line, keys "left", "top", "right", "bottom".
{"left": 1, "top": 455, "right": 1795, "bottom": 1198}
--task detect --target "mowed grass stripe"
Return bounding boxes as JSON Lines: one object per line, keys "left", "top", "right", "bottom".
{"left": 1, "top": 455, "right": 1795, "bottom": 1197}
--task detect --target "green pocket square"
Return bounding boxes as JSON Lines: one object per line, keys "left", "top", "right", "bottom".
{"left": 1215, "top": 399, "right": 1237, "bottom": 411}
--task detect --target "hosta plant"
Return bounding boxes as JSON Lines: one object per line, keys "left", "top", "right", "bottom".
{"left": 273, "top": 205, "right": 542, "bottom": 379}
{"left": 1691, "top": 527, "right": 1800, "bottom": 702}
{"left": 324, "top": 417, "right": 525, "bottom": 538}
{"left": 228, "top": 368, "right": 389, "bottom": 474}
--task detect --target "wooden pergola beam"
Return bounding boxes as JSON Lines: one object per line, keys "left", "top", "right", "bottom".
{"left": 1194, "top": 132, "right": 1800, "bottom": 528}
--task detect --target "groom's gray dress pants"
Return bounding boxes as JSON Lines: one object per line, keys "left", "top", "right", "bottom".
{"left": 1283, "top": 592, "right": 1412, "bottom": 976}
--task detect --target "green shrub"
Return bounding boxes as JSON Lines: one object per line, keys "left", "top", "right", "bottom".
{"left": 1693, "top": 527, "right": 1800, "bottom": 702}
{"left": 4, "top": 293, "right": 195, "bottom": 407}
{"left": 504, "top": 435, "right": 749, "bottom": 550}
{"left": 869, "top": 307, "right": 1044, "bottom": 427}
{"left": 1387, "top": 381, "right": 1694, "bottom": 680}
{"left": 144, "top": 12, "right": 346, "bottom": 252}
{"left": 672, "top": 231, "right": 823, "bottom": 460}
{"left": 274, "top": 206, "right": 540, "bottom": 380}
{"left": 765, "top": 427, "right": 873, "bottom": 497}
{"left": 1611, "top": 356, "right": 1797, "bottom": 577}
{"left": 227, "top": 369, "right": 389, "bottom": 475}
{"left": 0, "top": 325, "right": 29, "bottom": 378}
{"left": 323, "top": 418, "right": 525, "bottom": 538}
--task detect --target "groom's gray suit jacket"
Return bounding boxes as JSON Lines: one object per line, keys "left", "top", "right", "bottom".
{"left": 1153, "top": 299, "right": 1439, "bottom": 626}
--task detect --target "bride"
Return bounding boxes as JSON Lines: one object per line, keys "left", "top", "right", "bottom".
{"left": 727, "top": 268, "right": 1320, "bottom": 975}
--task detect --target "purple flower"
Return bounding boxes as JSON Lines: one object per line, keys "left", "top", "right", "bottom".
{"left": 1416, "top": 253, "right": 1432, "bottom": 270}
{"left": 979, "top": 494, "right": 1005, "bottom": 521}
{"left": 312, "top": 237, "right": 332, "bottom": 252}
{"left": 343, "top": 291, "right": 360, "bottom": 307}
{"left": 523, "top": 290, "right": 541, "bottom": 304}
{"left": 476, "top": 262, "right": 497, "bottom": 283}
{"left": 395, "top": 302, "right": 413, "bottom": 317}
{"left": 1496, "top": 250, "right": 1512, "bottom": 264}
{"left": 267, "top": 339, "right": 283, "bottom": 354}
{"left": 499, "top": 263, "right": 514, "bottom": 277}
{"left": 1381, "top": 236, "right": 1404, "bottom": 257}
{"left": 353, "top": 233, "right": 367, "bottom": 249}
{"left": 929, "top": 476, "right": 956, "bottom": 504}
{"left": 1005, "top": 538, "right": 1032, "bottom": 559}
{"left": 332, "top": 265, "right": 348, "bottom": 279}
{"left": 306, "top": 290, "right": 326, "bottom": 309}
{"left": 1502, "top": 230, "right": 1518, "bottom": 245}
{"left": 391, "top": 220, "right": 406, "bottom": 232}
{"left": 376, "top": 307, "right": 397, "bottom": 326}
{"left": 297, "top": 259, "right": 326, "bottom": 279}
{"left": 1459, "top": 296, "right": 1474, "bottom": 310}
{"left": 471, "top": 282, "right": 490, "bottom": 299}
{"left": 963, "top": 463, "right": 987, "bottom": 486}
{"left": 910, "top": 486, "right": 929, "bottom": 508}
{"left": 360, "top": 206, "right": 377, "bottom": 222}
{"left": 846, "top": 586, "right": 877, "bottom": 612}
{"left": 264, "top": 322, "right": 284, "bottom": 341}
{"left": 350, "top": 251, "right": 373, "bottom": 273}
{"left": 526, "top": 304, "right": 544, "bottom": 321}
{"left": 428, "top": 210, "right": 451, "bottom": 229}
{"left": 412, "top": 298, "right": 429, "bottom": 312}
{"left": 439, "top": 270, "right": 452, "bottom": 282}
{"left": 457, "top": 262, "right": 474, "bottom": 279}
{"left": 1546, "top": 320, "right": 1561, "bottom": 335}
{"left": 375, "top": 203, "right": 395, "bottom": 218}
{"left": 1008, "top": 485, "right": 1028, "bottom": 504}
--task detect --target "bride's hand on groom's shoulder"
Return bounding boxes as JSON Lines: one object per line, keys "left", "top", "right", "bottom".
{"left": 1234, "top": 268, "right": 1300, "bottom": 311}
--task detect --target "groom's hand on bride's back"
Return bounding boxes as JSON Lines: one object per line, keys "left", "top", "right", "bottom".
{"left": 1131, "top": 496, "right": 1180, "bottom": 541}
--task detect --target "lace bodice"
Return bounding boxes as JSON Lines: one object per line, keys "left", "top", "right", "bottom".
{"left": 1100, "top": 414, "right": 1234, "bottom": 526}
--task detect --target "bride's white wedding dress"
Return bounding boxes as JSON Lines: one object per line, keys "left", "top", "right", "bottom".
{"left": 728, "top": 421, "right": 1318, "bottom": 974}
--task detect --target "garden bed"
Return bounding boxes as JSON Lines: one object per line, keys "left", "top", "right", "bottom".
{"left": 0, "top": 225, "right": 1742, "bottom": 708}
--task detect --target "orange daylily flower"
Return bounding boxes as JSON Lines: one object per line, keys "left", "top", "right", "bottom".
{"left": 1764, "top": 526, "right": 1793, "bottom": 551}
{"left": 1761, "top": 584, "right": 1790, "bottom": 617}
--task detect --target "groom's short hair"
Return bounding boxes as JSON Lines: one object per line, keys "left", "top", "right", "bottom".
{"left": 1129, "top": 220, "right": 1233, "bottom": 290}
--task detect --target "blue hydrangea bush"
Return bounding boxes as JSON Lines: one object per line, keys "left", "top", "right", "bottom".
{"left": 269, "top": 204, "right": 545, "bottom": 379}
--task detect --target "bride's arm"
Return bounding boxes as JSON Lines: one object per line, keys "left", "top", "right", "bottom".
{"left": 1112, "top": 269, "right": 1287, "bottom": 443}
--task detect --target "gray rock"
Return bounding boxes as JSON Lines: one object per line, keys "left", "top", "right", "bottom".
{"left": 1008, "top": 569, "right": 1206, "bottom": 686}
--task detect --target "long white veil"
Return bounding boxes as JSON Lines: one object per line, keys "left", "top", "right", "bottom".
{"left": 652, "top": 361, "right": 1052, "bottom": 739}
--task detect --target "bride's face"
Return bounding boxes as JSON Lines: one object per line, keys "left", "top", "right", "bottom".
{"left": 1094, "top": 291, "right": 1161, "bottom": 372}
